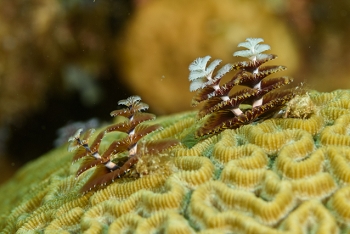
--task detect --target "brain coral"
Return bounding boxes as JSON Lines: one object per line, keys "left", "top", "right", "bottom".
{"left": 1, "top": 90, "right": 350, "bottom": 233}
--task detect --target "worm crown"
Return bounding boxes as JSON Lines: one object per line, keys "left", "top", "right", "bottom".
{"left": 188, "top": 38, "right": 295, "bottom": 136}
{"left": 68, "top": 96, "right": 179, "bottom": 193}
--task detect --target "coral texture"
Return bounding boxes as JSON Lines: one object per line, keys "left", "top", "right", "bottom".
{"left": 1, "top": 90, "right": 350, "bottom": 233}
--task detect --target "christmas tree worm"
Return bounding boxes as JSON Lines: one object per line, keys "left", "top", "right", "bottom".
{"left": 188, "top": 38, "right": 296, "bottom": 136}
{"left": 68, "top": 96, "right": 179, "bottom": 193}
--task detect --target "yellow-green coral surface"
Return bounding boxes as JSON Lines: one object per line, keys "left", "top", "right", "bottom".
{"left": 1, "top": 90, "right": 350, "bottom": 233}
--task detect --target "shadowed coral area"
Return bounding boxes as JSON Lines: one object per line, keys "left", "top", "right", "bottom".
{"left": 1, "top": 90, "right": 350, "bottom": 233}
